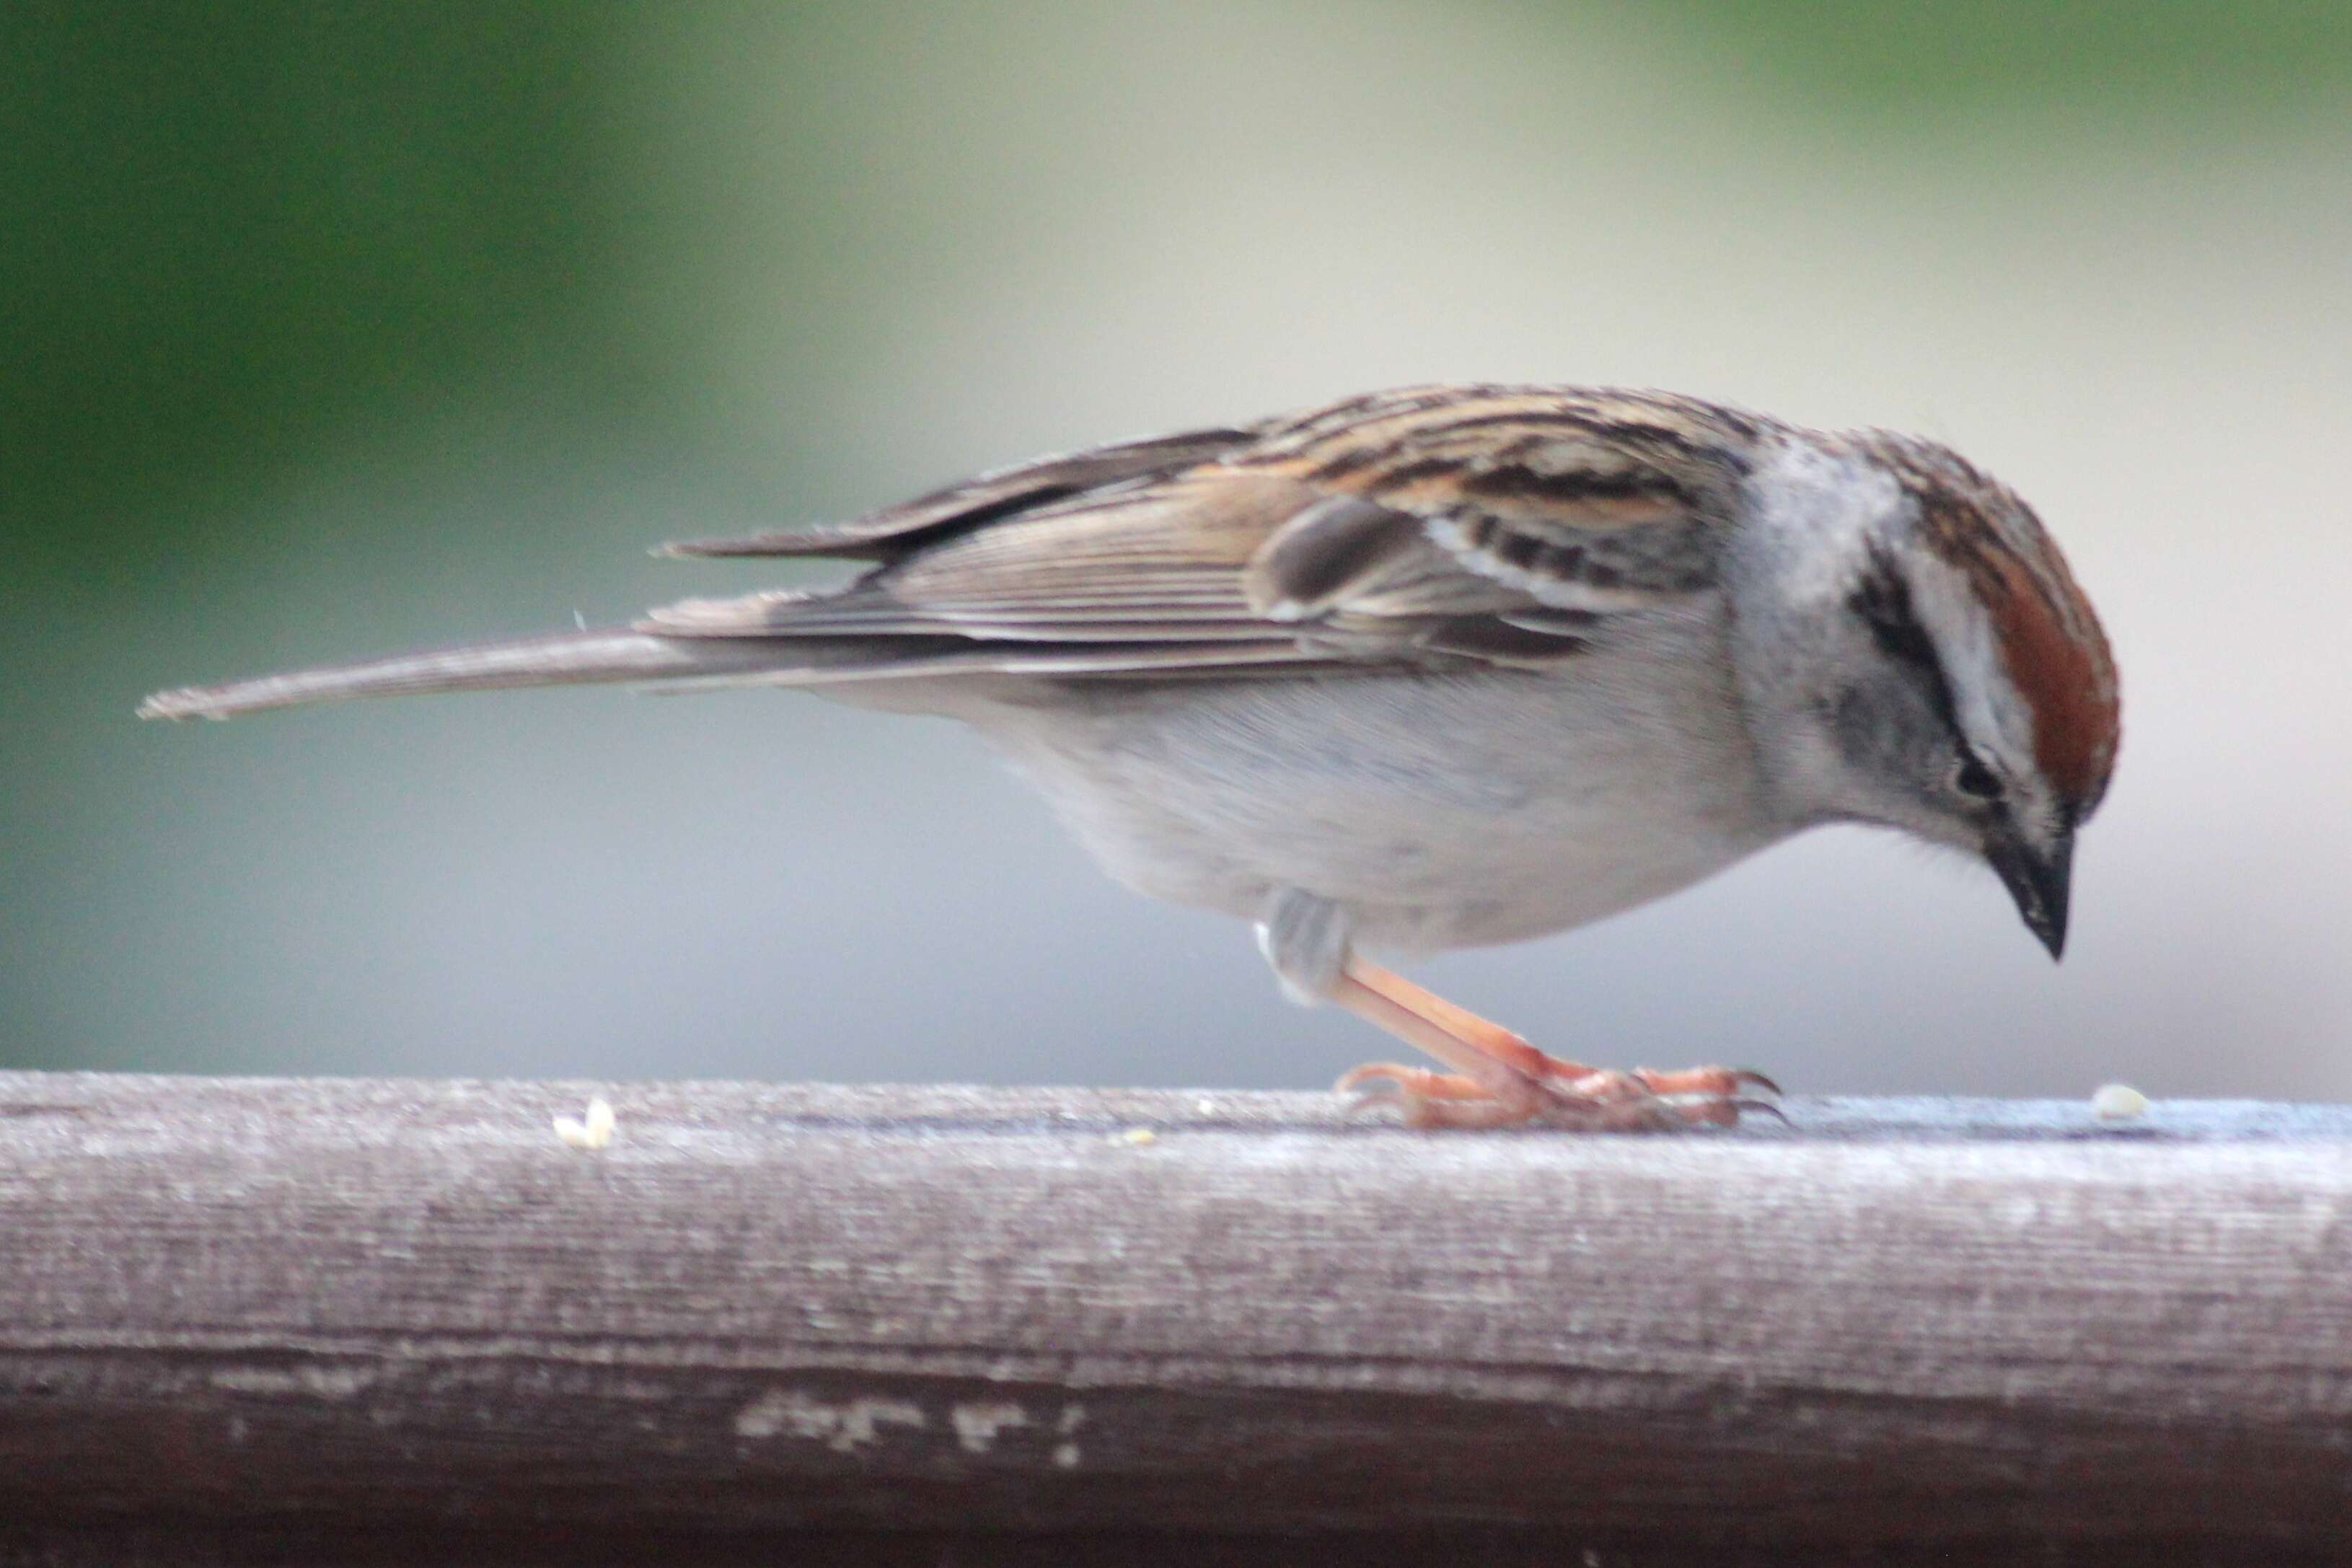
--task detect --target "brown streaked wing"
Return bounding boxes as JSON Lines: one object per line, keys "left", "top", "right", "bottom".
{"left": 645, "top": 384, "right": 1767, "bottom": 677}
{"left": 1246, "top": 385, "right": 1763, "bottom": 612}
{"left": 658, "top": 425, "right": 1262, "bottom": 560}
{"left": 643, "top": 462, "right": 1579, "bottom": 673}
{"left": 646, "top": 472, "right": 1306, "bottom": 643}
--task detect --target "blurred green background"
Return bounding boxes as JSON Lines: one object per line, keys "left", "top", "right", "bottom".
{"left": 8, "top": 1, "right": 2350, "bottom": 1096}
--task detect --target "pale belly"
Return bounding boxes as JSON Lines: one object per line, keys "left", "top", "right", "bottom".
{"left": 964, "top": 659, "right": 1780, "bottom": 955}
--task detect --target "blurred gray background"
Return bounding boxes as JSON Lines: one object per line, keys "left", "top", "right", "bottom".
{"left": 7, "top": 2, "right": 2349, "bottom": 1098}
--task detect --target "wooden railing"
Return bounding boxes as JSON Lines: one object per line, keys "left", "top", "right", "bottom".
{"left": 4, "top": 1072, "right": 2351, "bottom": 1564}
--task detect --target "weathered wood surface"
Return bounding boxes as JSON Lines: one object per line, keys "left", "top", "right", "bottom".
{"left": 4, "top": 1071, "right": 2352, "bottom": 1565}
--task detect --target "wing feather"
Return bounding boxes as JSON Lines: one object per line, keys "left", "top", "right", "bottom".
{"left": 1248, "top": 385, "right": 1756, "bottom": 610}
{"left": 659, "top": 426, "right": 1262, "bottom": 560}
{"left": 647, "top": 385, "right": 1767, "bottom": 679}
{"left": 138, "top": 385, "right": 1778, "bottom": 723}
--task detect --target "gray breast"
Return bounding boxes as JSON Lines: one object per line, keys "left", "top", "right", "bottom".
{"left": 971, "top": 635, "right": 1776, "bottom": 953}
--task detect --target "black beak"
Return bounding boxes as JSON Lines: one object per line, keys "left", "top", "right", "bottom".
{"left": 1987, "top": 828, "right": 2074, "bottom": 961}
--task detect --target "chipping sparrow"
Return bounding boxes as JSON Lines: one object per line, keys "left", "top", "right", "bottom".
{"left": 141, "top": 385, "right": 2120, "bottom": 1130}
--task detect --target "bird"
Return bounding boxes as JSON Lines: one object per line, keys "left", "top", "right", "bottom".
{"left": 141, "top": 384, "right": 2120, "bottom": 1130}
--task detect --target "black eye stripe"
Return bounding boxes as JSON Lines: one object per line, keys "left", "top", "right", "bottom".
{"left": 1847, "top": 550, "right": 1965, "bottom": 743}
{"left": 1848, "top": 558, "right": 1936, "bottom": 671}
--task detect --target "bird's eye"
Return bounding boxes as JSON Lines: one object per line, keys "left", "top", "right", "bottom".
{"left": 1952, "top": 754, "right": 2004, "bottom": 801}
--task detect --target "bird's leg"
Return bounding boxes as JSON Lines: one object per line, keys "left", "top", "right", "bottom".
{"left": 1330, "top": 959, "right": 1771, "bottom": 1129}
{"left": 1255, "top": 889, "right": 1771, "bottom": 1132}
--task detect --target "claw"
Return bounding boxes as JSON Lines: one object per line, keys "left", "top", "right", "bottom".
{"left": 1334, "top": 1062, "right": 1456, "bottom": 1122}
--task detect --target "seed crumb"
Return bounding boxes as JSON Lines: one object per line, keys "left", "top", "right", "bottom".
{"left": 554, "top": 1096, "right": 617, "bottom": 1150}
{"left": 2089, "top": 1083, "right": 2149, "bottom": 1124}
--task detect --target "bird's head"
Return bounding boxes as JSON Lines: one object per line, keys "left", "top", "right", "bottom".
{"left": 1733, "top": 430, "right": 2120, "bottom": 958}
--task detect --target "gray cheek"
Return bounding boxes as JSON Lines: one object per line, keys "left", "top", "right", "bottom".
{"left": 1821, "top": 688, "right": 1900, "bottom": 809}
{"left": 1827, "top": 684, "right": 1892, "bottom": 768}
{"left": 1810, "top": 684, "right": 1963, "bottom": 841}
{"left": 1835, "top": 677, "right": 1954, "bottom": 783}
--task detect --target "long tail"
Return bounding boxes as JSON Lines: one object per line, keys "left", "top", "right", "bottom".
{"left": 135, "top": 627, "right": 923, "bottom": 721}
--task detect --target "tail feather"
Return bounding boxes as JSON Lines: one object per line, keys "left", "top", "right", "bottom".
{"left": 135, "top": 627, "right": 904, "bottom": 721}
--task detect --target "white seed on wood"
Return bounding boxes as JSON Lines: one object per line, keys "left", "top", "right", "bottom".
{"left": 2091, "top": 1083, "right": 2150, "bottom": 1123}
{"left": 553, "top": 1096, "right": 617, "bottom": 1150}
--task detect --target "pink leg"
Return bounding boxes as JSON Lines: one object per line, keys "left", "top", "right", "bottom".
{"left": 1329, "top": 959, "right": 1775, "bottom": 1132}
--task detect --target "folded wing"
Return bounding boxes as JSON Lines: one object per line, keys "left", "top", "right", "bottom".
{"left": 141, "top": 386, "right": 1766, "bottom": 720}
{"left": 646, "top": 384, "right": 1761, "bottom": 674}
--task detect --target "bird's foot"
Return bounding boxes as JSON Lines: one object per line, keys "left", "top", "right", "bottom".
{"left": 1337, "top": 1058, "right": 1779, "bottom": 1132}
{"left": 1321, "top": 953, "right": 1776, "bottom": 1132}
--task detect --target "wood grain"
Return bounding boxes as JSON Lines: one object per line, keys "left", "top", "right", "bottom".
{"left": 4, "top": 1072, "right": 2351, "bottom": 1564}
